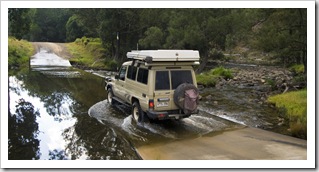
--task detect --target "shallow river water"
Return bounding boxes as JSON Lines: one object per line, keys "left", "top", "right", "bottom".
{"left": 8, "top": 50, "right": 291, "bottom": 160}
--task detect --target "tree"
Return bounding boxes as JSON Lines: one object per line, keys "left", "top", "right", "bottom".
{"left": 66, "top": 15, "right": 87, "bottom": 42}
{"left": 8, "top": 8, "right": 33, "bottom": 39}
{"left": 253, "top": 9, "right": 307, "bottom": 73}
{"left": 162, "top": 9, "right": 235, "bottom": 73}
{"left": 139, "top": 26, "right": 164, "bottom": 49}
{"left": 28, "top": 9, "right": 71, "bottom": 42}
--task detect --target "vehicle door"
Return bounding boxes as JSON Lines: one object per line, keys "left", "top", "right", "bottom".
{"left": 113, "top": 65, "right": 127, "bottom": 101}
{"left": 153, "top": 70, "right": 174, "bottom": 111}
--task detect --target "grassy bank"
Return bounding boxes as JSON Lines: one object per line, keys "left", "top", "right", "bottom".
{"left": 196, "top": 66, "right": 233, "bottom": 87}
{"left": 66, "top": 37, "right": 117, "bottom": 70}
{"left": 268, "top": 89, "right": 307, "bottom": 139}
{"left": 8, "top": 37, "right": 34, "bottom": 69}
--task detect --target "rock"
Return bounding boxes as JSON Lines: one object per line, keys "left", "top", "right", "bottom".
{"left": 205, "top": 95, "right": 213, "bottom": 100}
{"left": 197, "top": 84, "right": 205, "bottom": 90}
{"left": 213, "top": 101, "right": 218, "bottom": 105}
{"left": 278, "top": 121, "right": 284, "bottom": 126}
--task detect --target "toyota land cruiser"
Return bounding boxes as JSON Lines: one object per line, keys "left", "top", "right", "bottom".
{"left": 105, "top": 50, "right": 200, "bottom": 123}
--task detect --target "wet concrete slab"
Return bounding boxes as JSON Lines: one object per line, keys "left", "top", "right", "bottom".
{"left": 30, "top": 48, "right": 71, "bottom": 67}
{"left": 136, "top": 126, "right": 307, "bottom": 160}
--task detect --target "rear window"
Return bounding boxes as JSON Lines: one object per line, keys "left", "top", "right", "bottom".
{"left": 171, "top": 70, "right": 193, "bottom": 89}
{"left": 155, "top": 71, "right": 170, "bottom": 90}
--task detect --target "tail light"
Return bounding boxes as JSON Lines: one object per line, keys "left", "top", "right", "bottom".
{"left": 149, "top": 99, "right": 154, "bottom": 109}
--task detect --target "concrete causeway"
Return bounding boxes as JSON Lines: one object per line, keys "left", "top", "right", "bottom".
{"left": 136, "top": 126, "right": 307, "bottom": 160}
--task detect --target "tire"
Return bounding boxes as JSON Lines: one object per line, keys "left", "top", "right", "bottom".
{"left": 174, "top": 83, "right": 199, "bottom": 115}
{"left": 132, "top": 102, "right": 149, "bottom": 123}
{"left": 106, "top": 88, "right": 114, "bottom": 105}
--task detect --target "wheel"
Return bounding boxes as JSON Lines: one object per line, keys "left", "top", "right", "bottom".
{"left": 174, "top": 83, "right": 199, "bottom": 115}
{"left": 107, "top": 88, "right": 114, "bottom": 105}
{"left": 132, "top": 102, "right": 149, "bottom": 123}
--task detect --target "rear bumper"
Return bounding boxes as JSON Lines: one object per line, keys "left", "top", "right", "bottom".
{"left": 146, "top": 109, "right": 199, "bottom": 120}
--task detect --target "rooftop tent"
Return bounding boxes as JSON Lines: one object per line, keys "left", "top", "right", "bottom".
{"left": 126, "top": 50, "right": 200, "bottom": 63}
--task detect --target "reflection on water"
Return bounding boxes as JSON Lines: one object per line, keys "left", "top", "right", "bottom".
{"left": 8, "top": 98, "right": 40, "bottom": 160}
{"left": 8, "top": 66, "right": 140, "bottom": 160}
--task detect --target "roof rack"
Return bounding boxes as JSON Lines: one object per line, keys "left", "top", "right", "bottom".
{"left": 126, "top": 50, "right": 200, "bottom": 63}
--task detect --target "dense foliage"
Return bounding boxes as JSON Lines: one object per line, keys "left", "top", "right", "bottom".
{"left": 8, "top": 8, "right": 307, "bottom": 73}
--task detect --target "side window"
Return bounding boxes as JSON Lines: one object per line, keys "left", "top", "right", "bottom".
{"left": 155, "top": 71, "right": 170, "bottom": 90}
{"left": 127, "top": 66, "right": 137, "bottom": 80}
{"left": 171, "top": 70, "right": 193, "bottom": 89}
{"left": 119, "top": 66, "right": 127, "bottom": 81}
{"left": 137, "top": 68, "right": 149, "bottom": 85}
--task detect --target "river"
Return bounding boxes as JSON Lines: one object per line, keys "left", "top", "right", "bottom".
{"left": 8, "top": 48, "right": 292, "bottom": 160}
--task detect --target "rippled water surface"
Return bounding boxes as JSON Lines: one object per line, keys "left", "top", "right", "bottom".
{"left": 8, "top": 53, "right": 289, "bottom": 160}
{"left": 8, "top": 66, "right": 245, "bottom": 160}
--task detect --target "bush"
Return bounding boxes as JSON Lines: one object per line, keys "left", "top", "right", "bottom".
{"left": 289, "top": 64, "right": 304, "bottom": 74}
{"left": 196, "top": 73, "right": 218, "bottom": 87}
{"left": 210, "top": 66, "right": 233, "bottom": 79}
{"left": 268, "top": 89, "right": 307, "bottom": 139}
{"left": 196, "top": 66, "right": 233, "bottom": 87}
{"left": 107, "top": 60, "right": 118, "bottom": 71}
{"left": 67, "top": 37, "right": 110, "bottom": 69}
{"left": 8, "top": 37, "right": 34, "bottom": 69}
{"left": 209, "top": 48, "right": 224, "bottom": 60}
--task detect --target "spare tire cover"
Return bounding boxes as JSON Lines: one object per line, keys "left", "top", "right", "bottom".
{"left": 174, "top": 83, "right": 199, "bottom": 115}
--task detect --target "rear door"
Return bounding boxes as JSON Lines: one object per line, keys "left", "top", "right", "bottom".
{"left": 153, "top": 71, "right": 174, "bottom": 111}
{"left": 153, "top": 69, "right": 195, "bottom": 111}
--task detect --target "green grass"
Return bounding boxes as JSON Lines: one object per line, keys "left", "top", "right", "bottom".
{"left": 8, "top": 37, "right": 34, "bottom": 69}
{"left": 196, "top": 66, "right": 233, "bottom": 87}
{"left": 66, "top": 37, "right": 116, "bottom": 70}
{"left": 289, "top": 64, "right": 304, "bottom": 74}
{"left": 268, "top": 89, "right": 307, "bottom": 139}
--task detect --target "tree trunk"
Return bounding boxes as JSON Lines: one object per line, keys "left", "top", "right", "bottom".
{"left": 196, "top": 56, "right": 208, "bottom": 74}
{"left": 302, "top": 49, "right": 307, "bottom": 75}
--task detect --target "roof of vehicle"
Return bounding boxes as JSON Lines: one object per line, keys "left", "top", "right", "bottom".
{"left": 127, "top": 50, "right": 200, "bottom": 62}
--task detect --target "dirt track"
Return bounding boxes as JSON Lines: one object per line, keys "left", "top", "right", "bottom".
{"left": 32, "top": 42, "right": 72, "bottom": 59}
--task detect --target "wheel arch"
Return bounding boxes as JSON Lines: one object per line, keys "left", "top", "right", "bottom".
{"left": 106, "top": 83, "right": 113, "bottom": 90}
{"left": 131, "top": 97, "right": 139, "bottom": 105}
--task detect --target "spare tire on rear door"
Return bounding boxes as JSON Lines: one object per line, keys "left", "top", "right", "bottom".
{"left": 174, "top": 83, "right": 199, "bottom": 115}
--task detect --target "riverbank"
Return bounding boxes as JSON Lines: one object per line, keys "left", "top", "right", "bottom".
{"left": 8, "top": 37, "right": 34, "bottom": 70}
{"left": 199, "top": 63, "right": 307, "bottom": 139}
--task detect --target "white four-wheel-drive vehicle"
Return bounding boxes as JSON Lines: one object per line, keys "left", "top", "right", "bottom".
{"left": 105, "top": 50, "right": 200, "bottom": 123}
